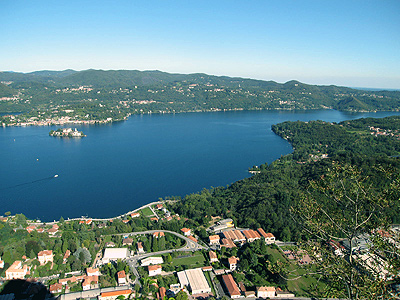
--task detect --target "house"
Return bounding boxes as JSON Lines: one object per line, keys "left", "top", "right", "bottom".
{"left": 181, "top": 228, "right": 191, "bottom": 236}
{"left": 264, "top": 232, "right": 276, "bottom": 244}
{"left": 105, "top": 241, "right": 116, "bottom": 247}
{"left": 153, "top": 231, "right": 165, "bottom": 238}
{"left": 156, "top": 204, "right": 163, "bottom": 210}
{"left": 242, "top": 229, "right": 261, "bottom": 243}
{"left": 5, "top": 261, "right": 30, "bottom": 279}
{"left": 221, "top": 274, "right": 241, "bottom": 298}
{"left": 150, "top": 217, "right": 159, "bottom": 222}
{"left": 122, "top": 237, "right": 133, "bottom": 246}
{"left": 209, "top": 251, "right": 219, "bottom": 263}
{"left": 137, "top": 242, "right": 145, "bottom": 254}
{"left": 221, "top": 238, "right": 236, "bottom": 248}
{"left": 131, "top": 212, "right": 140, "bottom": 218}
{"left": 47, "top": 227, "right": 58, "bottom": 235}
{"left": 148, "top": 264, "right": 162, "bottom": 276}
{"left": 209, "top": 235, "right": 220, "bottom": 245}
{"left": 141, "top": 256, "right": 164, "bottom": 266}
{"left": 36, "top": 228, "right": 44, "bottom": 233}
{"left": 87, "top": 267, "right": 101, "bottom": 276}
{"left": 257, "top": 286, "right": 276, "bottom": 298}
{"left": 122, "top": 219, "right": 130, "bottom": 223}
{"left": 26, "top": 225, "right": 37, "bottom": 233}
{"left": 82, "top": 275, "right": 99, "bottom": 291}
{"left": 117, "top": 270, "right": 127, "bottom": 286}
{"left": 228, "top": 256, "right": 239, "bottom": 271}
{"left": 275, "top": 290, "right": 295, "bottom": 298}
{"left": 49, "top": 283, "right": 63, "bottom": 294}
{"left": 0, "top": 257, "right": 4, "bottom": 268}
{"left": 63, "top": 250, "right": 70, "bottom": 264}
{"left": 257, "top": 228, "right": 275, "bottom": 244}
{"left": 38, "top": 250, "right": 53, "bottom": 265}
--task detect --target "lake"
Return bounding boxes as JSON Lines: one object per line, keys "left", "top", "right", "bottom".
{"left": 1, "top": 109, "right": 400, "bottom": 221}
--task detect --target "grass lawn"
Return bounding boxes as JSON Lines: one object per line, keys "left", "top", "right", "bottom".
{"left": 266, "top": 246, "right": 326, "bottom": 297}
{"left": 204, "top": 271, "right": 216, "bottom": 295}
{"left": 140, "top": 207, "right": 154, "bottom": 217}
{"left": 171, "top": 253, "right": 206, "bottom": 268}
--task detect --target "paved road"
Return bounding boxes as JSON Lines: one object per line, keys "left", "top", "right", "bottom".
{"left": 104, "top": 229, "right": 206, "bottom": 286}
{"left": 115, "top": 229, "right": 206, "bottom": 252}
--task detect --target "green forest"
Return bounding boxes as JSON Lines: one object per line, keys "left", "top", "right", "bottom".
{"left": 168, "top": 116, "right": 400, "bottom": 241}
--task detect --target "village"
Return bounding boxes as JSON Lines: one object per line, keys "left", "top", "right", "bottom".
{"left": 0, "top": 201, "right": 398, "bottom": 300}
{"left": 0, "top": 202, "right": 310, "bottom": 300}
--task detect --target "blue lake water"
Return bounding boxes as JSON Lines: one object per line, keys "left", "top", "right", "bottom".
{"left": 1, "top": 109, "right": 400, "bottom": 221}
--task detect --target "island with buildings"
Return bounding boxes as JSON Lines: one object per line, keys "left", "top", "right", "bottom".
{"left": 49, "top": 128, "right": 86, "bottom": 138}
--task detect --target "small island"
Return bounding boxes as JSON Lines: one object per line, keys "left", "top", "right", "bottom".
{"left": 49, "top": 127, "right": 86, "bottom": 137}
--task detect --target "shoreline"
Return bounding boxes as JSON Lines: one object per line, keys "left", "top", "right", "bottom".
{"left": 1, "top": 106, "right": 391, "bottom": 128}
{"left": 25, "top": 199, "right": 178, "bottom": 225}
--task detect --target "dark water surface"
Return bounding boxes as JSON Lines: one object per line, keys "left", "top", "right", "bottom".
{"left": 2, "top": 110, "right": 399, "bottom": 221}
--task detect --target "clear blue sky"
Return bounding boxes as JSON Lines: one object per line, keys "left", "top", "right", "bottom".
{"left": 1, "top": 0, "right": 399, "bottom": 88}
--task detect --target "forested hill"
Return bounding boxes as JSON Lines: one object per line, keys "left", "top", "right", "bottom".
{"left": 168, "top": 116, "right": 400, "bottom": 241}
{"left": 1, "top": 70, "right": 400, "bottom": 119}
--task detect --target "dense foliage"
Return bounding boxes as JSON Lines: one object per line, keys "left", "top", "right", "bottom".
{"left": 169, "top": 116, "right": 400, "bottom": 241}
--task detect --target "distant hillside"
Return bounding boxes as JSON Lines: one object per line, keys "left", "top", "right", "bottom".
{"left": 0, "top": 83, "right": 16, "bottom": 97}
{"left": 336, "top": 96, "right": 370, "bottom": 111}
{"left": 0, "top": 69, "right": 400, "bottom": 114}
{"left": 28, "top": 69, "right": 77, "bottom": 78}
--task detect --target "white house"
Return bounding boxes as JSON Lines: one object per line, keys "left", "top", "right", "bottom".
{"left": 148, "top": 265, "right": 162, "bottom": 276}
{"left": 257, "top": 286, "right": 276, "bottom": 298}
{"left": 181, "top": 228, "right": 191, "bottom": 236}
{"left": 118, "top": 270, "right": 127, "bottom": 286}
{"left": 5, "top": 261, "right": 30, "bottom": 279}
{"left": 38, "top": 250, "right": 53, "bottom": 265}
{"left": 228, "top": 256, "right": 239, "bottom": 271}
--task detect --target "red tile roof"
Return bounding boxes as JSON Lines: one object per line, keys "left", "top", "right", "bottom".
{"left": 188, "top": 236, "right": 197, "bottom": 242}
{"left": 38, "top": 250, "right": 52, "bottom": 257}
{"left": 101, "top": 289, "right": 132, "bottom": 297}
{"left": 222, "top": 274, "right": 241, "bottom": 296}
{"left": 148, "top": 264, "right": 162, "bottom": 271}
{"left": 221, "top": 238, "right": 236, "bottom": 248}
{"left": 117, "top": 270, "right": 126, "bottom": 278}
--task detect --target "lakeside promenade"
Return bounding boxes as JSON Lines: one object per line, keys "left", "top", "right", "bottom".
{"left": 27, "top": 199, "right": 178, "bottom": 225}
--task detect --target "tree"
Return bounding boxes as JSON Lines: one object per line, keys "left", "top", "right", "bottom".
{"left": 14, "top": 214, "right": 27, "bottom": 226}
{"left": 291, "top": 163, "right": 400, "bottom": 299}
{"left": 175, "top": 290, "right": 189, "bottom": 300}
